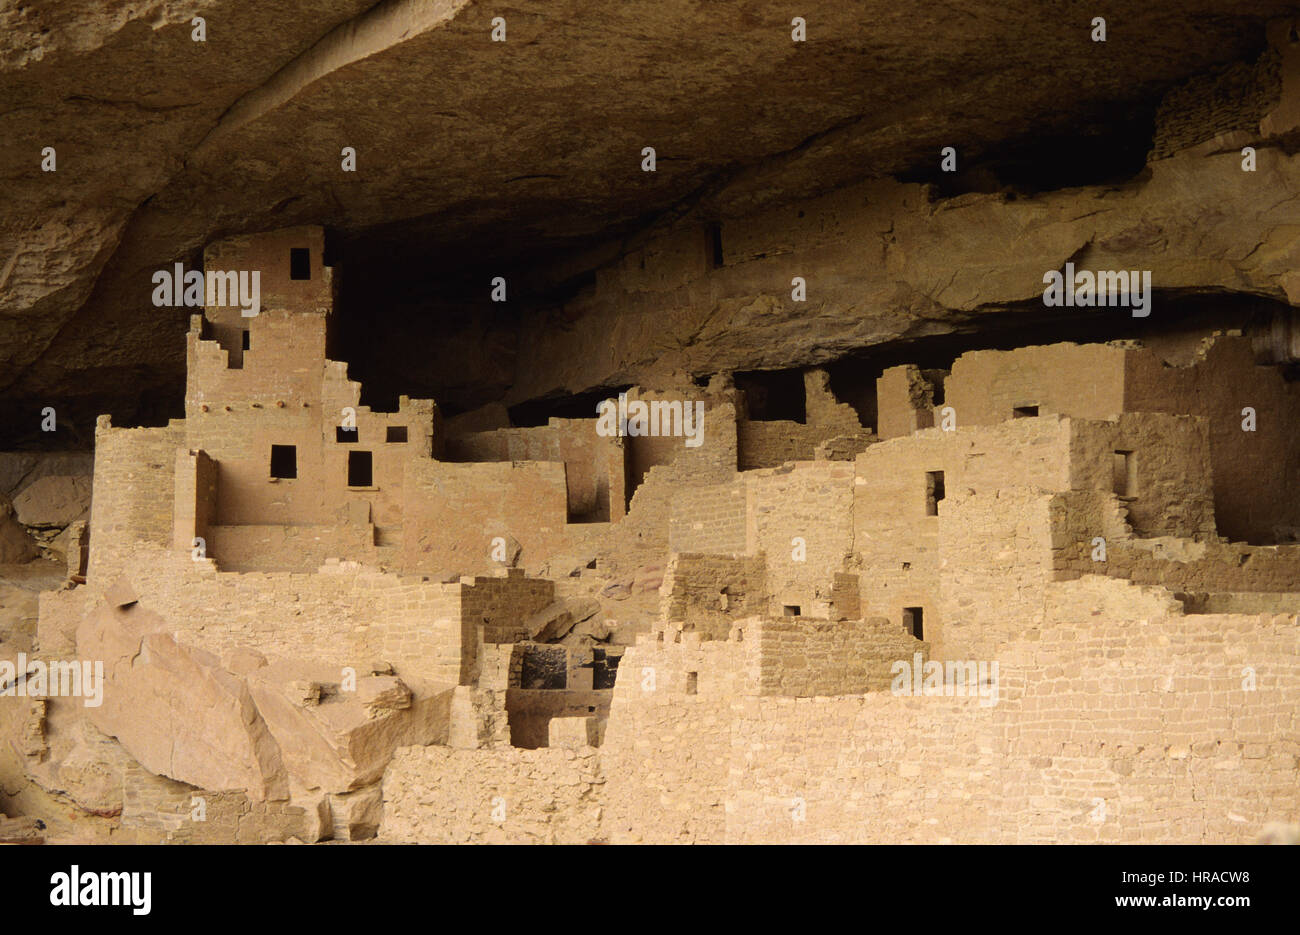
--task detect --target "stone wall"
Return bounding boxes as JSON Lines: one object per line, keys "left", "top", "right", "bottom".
{"left": 1051, "top": 490, "right": 1300, "bottom": 594}
{"left": 530, "top": 579, "right": 1300, "bottom": 844}
{"left": 122, "top": 763, "right": 320, "bottom": 844}
{"left": 660, "top": 552, "right": 767, "bottom": 639}
{"left": 944, "top": 342, "right": 1128, "bottom": 427}
{"left": 667, "top": 480, "right": 747, "bottom": 554}
{"left": 1124, "top": 337, "right": 1300, "bottom": 543}
{"left": 752, "top": 615, "right": 926, "bottom": 697}
{"left": 401, "top": 459, "right": 571, "bottom": 576}
{"left": 381, "top": 744, "right": 604, "bottom": 844}
{"left": 444, "top": 419, "right": 625, "bottom": 523}
{"left": 1150, "top": 49, "right": 1281, "bottom": 160}
{"left": 746, "top": 460, "right": 855, "bottom": 617}
{"left": 86, "top": 418, "right": 185, "bottom": 580}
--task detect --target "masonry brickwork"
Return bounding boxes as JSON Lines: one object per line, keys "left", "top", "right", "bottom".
{"left": 13, "top": 225, "right": 1298, "bottom": 845}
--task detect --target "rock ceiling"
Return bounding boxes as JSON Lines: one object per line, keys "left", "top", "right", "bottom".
{"left": 2, "top": 0, "right": 1297, "bottom": 440}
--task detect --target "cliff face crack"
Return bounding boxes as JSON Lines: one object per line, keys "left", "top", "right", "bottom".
{"left": 192, "top": 0, "right": 474, "bottom": 155}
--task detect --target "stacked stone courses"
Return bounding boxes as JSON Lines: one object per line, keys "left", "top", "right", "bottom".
{"left": 13, "top": 226, "right": 1298, "bottom": 844}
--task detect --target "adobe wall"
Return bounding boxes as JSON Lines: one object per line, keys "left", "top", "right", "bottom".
{"left": 622, "top": 387, "right": 728, "bottom": 500}
{"left": 172, "top": 449, "right": 216, "bottom": 555}
{"left": 736, "top": 369, "right": 866, "bottom": 469}
{"left": 1068, "top": 412, "right": 1216, "bottom": 539}
{"left": 401, "top": 459, "right": 571, "bottom": 577}
{"left": 920, "top": 336, "right": 1299, "bottom": 544}
{"left": 598, "top": 633, "right": 752, "bottom": 843}
{"left": 660, "top": 552, "right": 767, "bottom": 639}
{"left": 86, "top": 417, "right": 185, "bottom": 580}
{"left": 202, "top": 225, "right": 333, "bottom": 324}
{"left": 206, "top": 521, "right": 377, "bottom": 573}
{"left": 935, "top": 487, "right": 1057, "bottom": 661}
{"left": 538, "top": 578, "right": 1298, "bottom": 844}
{"left": 187, "top": 311, "right": 436, "bottom": 537}
{"left": 186, "top": 310, "right": 329, "bottom": 412}
{"left": 724, "top": 595, "right": 1298, "bottom": 844}
{"left": 77, "top": 544, "right": 469, "bottom": 684}
{"left": 1150, "top": 48, "right": 1281, "bottom": 160}
{"left": 854, "top": 418, "right": 1071, "bottom": 656}
{"left": 504, "top": 688, "right": 611, "bottom": 749}
{"left": 752, "top": 615, "right": 926, "bottom": 697}
{"left": 746, "top": 460, "right": 855, "bottom": 617}
{"left": 944, "top": 342, "right": 1129, "bottom": 427}
{"left": 1123, "top": 337, "right": 1300, "bottom": 543}
{"left": 667, "top": 480, "right": 747, "bottom": 554}
{"left": 876, "top": 364, "right": 936, "bottom": 440}
{"left": 463, "top": 570, "right": 555, "bottom": 644}
{"left": 736, "top": 420, "right": 831, "bottom": 469}
{"left": 1051, "top": 490, "right": 1300, "bottom": 595}
{"left": 443, "top": 419, "right": 625, "bottom": 522}
{"left": 380, "top": 744, "right": 604, "bottom": 844}
{"left": 609, "top": 400, "right": 740, "bottom": 559}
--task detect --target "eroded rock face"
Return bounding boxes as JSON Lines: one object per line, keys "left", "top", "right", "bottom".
{"left": 2, "top": 2, "right": 1296, "bottom": 434}
{"left": 73, "top": 596, "right": 452, "bottom": 806}
{"left": 78, "top": 601, "right": 290, "bottom": 800}
{"left": 0, "top": 496, "right": 39, "bottom": 564}
{"left": 244, "top": 662, "right": 449, "bottom": 794}
{"left": 11, "top": 475, "right": 91, "bottom": 528}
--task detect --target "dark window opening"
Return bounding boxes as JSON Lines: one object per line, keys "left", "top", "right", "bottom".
{"left": 270, "top": 445, "right": 297, "bottom": 479}
{"left": 1013, "top": 405, "right": 1038, "bottom": 419}
{"left": 348, "top": 450, "right": 373, "bottom": 487}
{"left": 1113, "top": 450, "right": 1136, "bottom": 498}
{"left": 336, "top": 426, "right": 357, "bottom": 443}
{"left": 520, "top": 645, "right": 567, "bottom": 690}
{"left": 591, "top": 648, "right": 622, "bottom": 690}
{"left": 925, "top": 471, "right": 945, "bottom": 516}
{"left": 735, "top": 369, "right": 806, "bottom": 422}
{"left": 241, "top": 330, "right": 250, "bottom": 351}
{"left": 708, "top": 223, "right": 724, "bottom": 269}
{"left": 921, "top": 369, "right": 948, "bottom": 407}
{"left": 685, "top": 671, "right": 699, "bottom": 695}
{"left": 782, "top": 605, "right": 800, "bottom": 617}
{"left": 903, "top": 606, "right": 924, "bottom": 640}
{"left": 507, "top": 384, "right": 632, "bottom": 428}
{"left": 289, "top": 247, "right": 311, "bottom": 280}
{"left": 386, "top": 425, "right": 408, "bottom": 443}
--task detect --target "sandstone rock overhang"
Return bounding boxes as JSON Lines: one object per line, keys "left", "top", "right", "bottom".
{"left": 3, "top": 2, "right": 1298, "bottom": 440}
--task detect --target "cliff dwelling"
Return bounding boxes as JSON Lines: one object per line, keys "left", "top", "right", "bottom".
{"left": 0, "top": 2, "right": 1298, "bottom": 857}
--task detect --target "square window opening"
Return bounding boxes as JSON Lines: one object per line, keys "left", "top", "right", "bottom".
{"left": 925, "top": 470, "right": 945, "bottom": 516}
{"left": 1113, "top": 450, "right": 1136, "bottom": 498}
{"left": 1013, "top": 405, "right": 1038, "bottom": 419}
{"left": 336, "top": 426, "right": 357, "bottom": 443}
{"left": 782, "top": 604, "right": 801, "bottom": 617}
{"left": 289, "top": 248, "right": 311, "bottom": 280}
{"left": 903, "top": 606, "right": 924, "bottom": 641}
{"left": 348, "top": 450, "right": 373, "bottom": 487}
{"left": 270, "top": 444, "right": 297, "bottom": 479}
{"left": 386, "top": 426, "right": 408, "bottom": 443}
